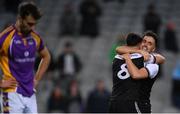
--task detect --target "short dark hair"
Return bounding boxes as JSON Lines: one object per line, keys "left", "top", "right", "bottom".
{"left": 143, "top": 31, "right": 158, "bottom": 47}
{"left": 126, "top": 33, "right": 142, "bottom": 46}
{"left": 18, "top": 2, "right": 42, "bottom": 20}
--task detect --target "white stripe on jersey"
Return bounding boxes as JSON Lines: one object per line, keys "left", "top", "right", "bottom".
{"left": 115, "top": 53, "right": 143, "bottom": 60}
{"left": 135, "top": 101, "right": 141, "bottom": 114}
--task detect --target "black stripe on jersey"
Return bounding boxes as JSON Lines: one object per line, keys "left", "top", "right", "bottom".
{"left": 152, "top": 54, "right": 156, "bottom": 63}
{"left": 145, "top": 67, "right": 150, "bottom": 77}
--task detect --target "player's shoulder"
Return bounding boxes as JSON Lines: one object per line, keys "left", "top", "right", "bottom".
{"left": 114, "top": 54, "right": 124, "bottom": 60}
{"left": 114, "top": 53, "right": 143, "bottom": 60}
{"left": 130, "top": 53, "right": 143, "bottom": 59}
{"left": 31, "top": 30, "right": 42, "bottom": 39}
{"left": 0, "top": 25, "right": 14, "bottom": 37}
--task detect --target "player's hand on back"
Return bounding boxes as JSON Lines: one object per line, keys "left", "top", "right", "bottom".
{"left": 122, "top": 53, "right": 131, "bottom": 60}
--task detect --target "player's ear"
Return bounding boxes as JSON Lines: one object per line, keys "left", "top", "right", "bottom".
{"left": 17, "top": 16, "right": 22, "bottom": 23}
{"left": 17, "top": 15, "right": 24, "bottom": 21}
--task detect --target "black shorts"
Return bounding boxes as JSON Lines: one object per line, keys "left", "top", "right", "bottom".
{"left": 137, "top": 100, "right": 151, "bottom": 113}
{"left": 109, "top": 100, "right": 138, "bottom": 113}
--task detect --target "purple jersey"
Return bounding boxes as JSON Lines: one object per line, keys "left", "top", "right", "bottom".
{"left": 0, "top": 26, "right": 45, "bottom": 97}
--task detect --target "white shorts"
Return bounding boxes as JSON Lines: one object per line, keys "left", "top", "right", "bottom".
{"left": 1, "top": 92, "right": 37, "bottom": 113}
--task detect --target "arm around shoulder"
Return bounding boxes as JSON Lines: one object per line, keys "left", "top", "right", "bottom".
{"left": 154, "top": 53, "right": 166, "bottom": 64}
{"left": 122, "top": 54, "right": 149, "bottom": 80}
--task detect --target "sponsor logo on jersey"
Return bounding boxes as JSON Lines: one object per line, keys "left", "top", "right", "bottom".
{"left": 14, "top": 40, "right": 22, "bottom": 44}
{"left": 24, "top": 51, "right": 29, "bottom": 57}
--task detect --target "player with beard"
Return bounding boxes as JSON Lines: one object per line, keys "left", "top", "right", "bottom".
{"left": 0, "top": 2, "right": 51, "bottom": 113}
{"left": 116, "top": 31, "right": 165, "bottom": 113}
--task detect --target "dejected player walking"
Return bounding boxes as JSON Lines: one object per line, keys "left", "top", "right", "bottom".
{"left": 0, "top": 2, "right": 51, "bottom": 113}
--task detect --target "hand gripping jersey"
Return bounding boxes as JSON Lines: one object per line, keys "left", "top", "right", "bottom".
{"left": 0, "top": 26, "right": 44, "bottom": 97}
{"left": 110, "top": 53, "right": 144, "bottom": 101}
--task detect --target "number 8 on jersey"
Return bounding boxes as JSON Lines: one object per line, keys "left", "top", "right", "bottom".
{"left": 117, "top": 63, "right": 130, "bottom": 79}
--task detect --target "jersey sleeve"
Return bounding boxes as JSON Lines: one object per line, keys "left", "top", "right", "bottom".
{"left": 38, "top": 38, "right": 45, "bottom": 52}
{"left": 145, "top": 54, "right": 155, "bottom": 64}
{"left": 145, "top": 64, "right": 159, "bottom": 79}
{"left": 0, "top": 26, "right": 14, "bottom": 49}
{"left": 31, "top": 31, "right": 45, "bottom": 52}
{"left": 0, "top": 33, "right": 8, "bottom": 49}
